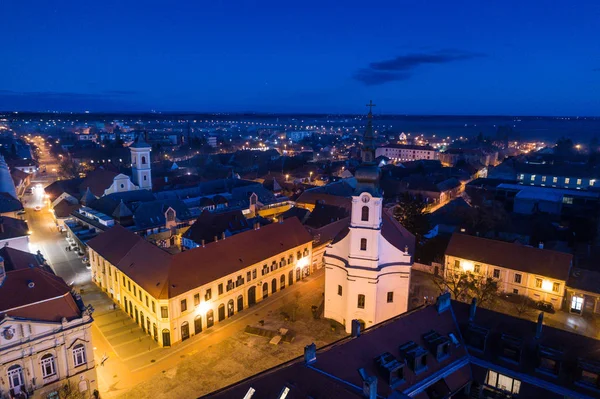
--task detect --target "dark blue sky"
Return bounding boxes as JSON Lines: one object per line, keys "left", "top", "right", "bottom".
{"left": 1, "top": 1, "right": 599, "bottom": 115}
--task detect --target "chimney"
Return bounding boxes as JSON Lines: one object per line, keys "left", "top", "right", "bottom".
{"left": 201, "top": 239, "right": 205, "bottom": 248}
{"left": 214, "top": 235, "right": 218, "bottom": 242}
{"left": 304, "top": 343, "right": 316, "bottom": 365}
{"left": 358, "top": 368, "right": 377, "bottom": 399}
{"left": 436, "top": 292, "right": 451, "bottom": 314}
{"left": 538, "top": 242, "right": 544, "bottom": 249}
{"left": 221, "top": 232, "right": 226, "bottom": 240}
{"left": 536, "top": 312, "right": 544, "bottom": 339}
{"left": 351, "top": 319, "right": 361, "bottom": 337}
{"left": 469, "top": 298, "right": 477, "bottom": 322}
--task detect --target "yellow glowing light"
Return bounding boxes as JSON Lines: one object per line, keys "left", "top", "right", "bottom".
{"left": 296, "top": 257, "right": 309, "bottom": 269}
{"left": 461, "top": 261, "right": 474, "bottom": 273}
{"left": 27, "top": 230, "right": 33, "bottom": 235}
{"left": 541, "top": 280, "right": 553, "bottom": 292}
{"left": 197, "top": 301, "right": 210, "bottom": 315}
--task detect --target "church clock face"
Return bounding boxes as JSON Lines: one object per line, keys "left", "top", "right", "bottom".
{"left": 3, "top": 327, "right": 14, "bottom": 340}
{"left": 361, "top": 195, "right": 370, "bottom": 203}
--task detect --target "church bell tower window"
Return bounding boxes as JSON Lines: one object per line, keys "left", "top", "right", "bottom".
{"left": 361, "top": 206, "right": 369, "bottom": 222}
{"left": 360, "top": 238, "right": 367, "bottom": 251}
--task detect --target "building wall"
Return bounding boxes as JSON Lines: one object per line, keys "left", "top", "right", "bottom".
{"left": 375, "top": 147, "right": 437, "bottom": 162}
{"left": 90, "top": 241, "right": 313, "bottom": 347}
{"left": 517, "top": 173, "right": 597, "bottom": 190}
{"left": 104, "top": 174, "right": 139, "bottom": 195}
{"left": 0, "top": 317, "right": 97, "bottom": 399}
{"left": 445, "top": 255, "right": 566, "bottom": 306}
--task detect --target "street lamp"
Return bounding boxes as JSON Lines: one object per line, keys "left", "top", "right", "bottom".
{"left": 285, "top": 174, "right": 289, "bottom": 182}
{"left": 309, "top": 171, "right": 313, "bottom": 182}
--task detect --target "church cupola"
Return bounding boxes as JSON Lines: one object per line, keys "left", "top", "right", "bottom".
{"left": 130, "top": 133, "right": 152, "bottom": 190}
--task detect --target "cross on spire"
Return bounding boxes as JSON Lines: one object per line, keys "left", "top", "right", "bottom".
{"left": 366, "top": 100, "right": 376, "bottom": 114}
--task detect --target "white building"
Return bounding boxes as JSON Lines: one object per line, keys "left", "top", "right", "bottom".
{"left": 324, "top": 104, "right": 414, "bottom": 333}
{"left": 375, "top": 144, "right": 438, "bottom": 162}
{"left": 130, "top": 135, "right": 152, "bottom": 191}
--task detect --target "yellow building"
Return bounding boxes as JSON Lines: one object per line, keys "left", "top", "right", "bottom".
{"left": 0, "top": 265, "right": 97, "bottom": 398}
{"left": 87, "top": 218, "right": 313, "bottom": 347}
{"left": 444, "top": 233, "right": 572, "bottom": 307}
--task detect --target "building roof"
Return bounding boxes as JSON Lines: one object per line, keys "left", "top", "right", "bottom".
{"left": 0, "top": 192, "right": 23, "bottom": 213}
{"left": 0, "top": 246, "right": 46, "bottom": 271}
{"left": 0, "top": 268, "right": 81, "bottom": 322}
{"left": 567, "top": 268, "right": 600, "bottom": 295}
{"left": 0, "top": 216, "right": 28, "bottom": 241}
{"left": 446, "top": 233, "right": 573, "bottom": 281}
{"left": 44, "top": 178, "right": 83, "bottom": 201}
{"left": 182, "top": 209, "right": 251, "bottom": 244}
{"left": 132, "top": 198, "right": 193, "bottom": 230}
{"left": 88, "top": 217, "right": 313, "bottom": 299}
{"left": 80, "top": 168, "right": 120, "bottom": 197}
{"left": 52, "top": 198, "right": 80, "bottom": 218}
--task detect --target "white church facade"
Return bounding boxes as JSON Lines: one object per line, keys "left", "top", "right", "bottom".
{"left": 324, "top": 101, "right": 414, "bottom": 333}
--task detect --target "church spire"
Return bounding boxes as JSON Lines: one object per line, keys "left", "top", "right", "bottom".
{"left": 362, "top": 100, "right": 376, "bottom": 163}
{"left": 354, "top": 100, "right": 381, "bottom": 196}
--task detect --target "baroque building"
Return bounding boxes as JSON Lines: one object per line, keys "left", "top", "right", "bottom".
{"left": 324, "top": 102, "right": 414, "bottom": 333}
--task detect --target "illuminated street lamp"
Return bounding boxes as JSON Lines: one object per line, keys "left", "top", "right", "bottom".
{"left": 309, "top": 171, "right": 313, "bottom": 181}
{"left": 285, "top": 174, "right": 289, "bottom": 182}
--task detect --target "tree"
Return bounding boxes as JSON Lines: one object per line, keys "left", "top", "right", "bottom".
{"left": 431, "top": 268, "right": 499, "bottom": 306}
{"left": 512, "top": 295, "right": 536, "bottom": 318}
{"left": 58, "top": 380, "right": 86, "bottom": 399}
{"left": 431, "top": 270, "right": 473, "bottom": 301}
{"left": 555, "top": 137, "right": 575, "bottom": 157}
{"left": 58, "top": 159, "right": 82, "bottom": 179}
{"left": 393, "top": 193, "right": 430, "bottom": 239}
{"left": 471, "top": 275, "right": 499, "bottom": 308}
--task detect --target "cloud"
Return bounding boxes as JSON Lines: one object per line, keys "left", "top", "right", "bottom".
{"left": 354, "top": 49, "right": 486, "bottom": 86}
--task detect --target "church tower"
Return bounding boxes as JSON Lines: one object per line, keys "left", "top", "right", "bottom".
{"left": 130, "top": 133, "right": 152, "bottom": 190}
{"left": 324, "top": 101, "right": 413, "bottom": 333}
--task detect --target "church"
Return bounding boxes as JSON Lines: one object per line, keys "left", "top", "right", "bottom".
{"left": 324, "top": 102, "right": 414, "bottom": 333}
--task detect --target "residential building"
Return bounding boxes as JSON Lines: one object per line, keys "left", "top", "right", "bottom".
{"left": 204, "top": 294, "right": 600, "bottom": 399}
{"left": 513, "top": 163, "right": 600, "bottom": 190}
{"left": 445, "top": 233, "right": 572, "bottom": 306}
{"left": 0, "top": 256, "right": 97, "bottom": 398}
{"left": 87, "top": 217, "right": 313, "bottom": 347}
{"left": 565, "top": 268, "right": 600, "bottom": 316}
{"left": 375, "top": 144, "right": 438, "bottom": 162}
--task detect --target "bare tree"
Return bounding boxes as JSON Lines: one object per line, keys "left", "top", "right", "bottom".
{"left": 513, "top": 295, "right": 536, "bottom": 318}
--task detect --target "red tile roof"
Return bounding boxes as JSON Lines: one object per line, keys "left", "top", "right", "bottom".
{"left": 79, "top": 168, "right": 119, "bottom": 197}
{"left": 88, "top": 218, "right": 314, "bottom": 299}
{"left": 445, "top": 233, "right": 573, "bottom": 281}
{"left": 0, "top": 268, "right": 81, "bottom": 322}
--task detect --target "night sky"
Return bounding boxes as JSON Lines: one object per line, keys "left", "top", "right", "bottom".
{"left": 1, "top": 1, "right": 599, "bottom": 115}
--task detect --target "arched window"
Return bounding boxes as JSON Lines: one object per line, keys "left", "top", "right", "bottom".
{"left": 227, "top": 299, "right": 235, "bottom": 317}
{"left": 7, "top": 365, "right": 24, "bottom": 389}
{"left": 360, "top": 238, "right": 367, "bottom": 251}
{"left": 361, "top": 206, "right": 369, "bottom": 221}
{"left": 73, "top": 344, "right": 86, "bottom": 367}
{"left": 41, "top": 353, "right": 56, "bottom": 377}
{"left": 141, "top": 156, "right": 147, "bottom": 165}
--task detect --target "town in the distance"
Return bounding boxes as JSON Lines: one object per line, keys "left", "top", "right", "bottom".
{"left": 1, "top": 108, "right": 600, "bottom": 399}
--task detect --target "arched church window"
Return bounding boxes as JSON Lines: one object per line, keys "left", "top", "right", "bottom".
{"left": 360, "top": 238, "right": 367, "bottom": 251}
{"left": 357, "top": 294, "right": 365, "bottom": 309}
{"left": 141, "top": 156, "right": 147, "bottom": 165}
{"left": 361, "top": 206, "right": 369, "bottom": 222}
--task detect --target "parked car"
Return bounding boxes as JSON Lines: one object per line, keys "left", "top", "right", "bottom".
{"left": 536, "top": 301, "right": 556, "bottom": 314}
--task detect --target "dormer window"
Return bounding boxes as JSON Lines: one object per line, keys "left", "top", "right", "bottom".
{"left": 166, "top": 208, "right": 176, "bottom": 222}
{"left": 500, "top": 334, "right": 523, "bottom": 364}
{"left": 537, "top": 346, "right": 562, "bottom": 376}
{"left": 577, "top": 359, "right": 600, "bottom": 390}
{"left": 399, "top": 341, "right": 428, "bottom": 374}
{"left": 486, "top": 370, "right": 521, "bottom": 394}
{"left": 374, "top": 352, "right": 405, "bottom": 387}
{"left": 466, "top": 324, "right": 489, "bottom": 352}
{"left": 423, "top": 330, "right": 451, "bottom": 361}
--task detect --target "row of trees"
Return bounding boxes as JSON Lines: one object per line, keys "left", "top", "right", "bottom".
{"left": 431, "top": 269, "right": 500, "bottom": 308}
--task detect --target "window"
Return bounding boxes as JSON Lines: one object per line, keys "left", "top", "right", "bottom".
{"left": 577, "top": 178, "right": 582, "bottom": 185}
{"left": 123, "top": 276, "right": 126, "bottom": 286}
{"left": 530, "top": 175, "right": 536, "bottom": 181}
{"left": 139, "top": 290, "right": 142, "bottom": 301}
{"left": 145, "top": 295, "right": 149, "bottom": 307}
{"left": 563, "top": 196, "right": 573, "bottom": 204}
{"left": 565, "top": 177, "right": 570, "bottom": 184}
{"left": 553, "top": 282, "right": 560, "bottom": 293}
{"left": 535, "top": 278, "right": 543, "bottom": 288}
{"left": 205, "top": 289, "right": 212, "bottom": 300}
{"left": 133, "top": 285, "right": 136, "bottom": 296}
{"left": 513, "top": 289, "right": 519, "bottom": 294}
{"left": 514, "top": 274, "right": 522, "bottom": 284}
{"left": 152, "top": 301, "right": 155, "bottom": 313}
{"left": 361, "top": 206, "right": 369, "bottom": 221}
{"left": 128, "top": 280, "right": 131, "bottom": 291}
{"left": 246, "top": 271, "right": 251, "bottom": 281}
{"left": 226, "top": 279, "right": 234, "bottom": 291}
{"left": 144, "top": 175, "right": 147, "bottom": 181}
{"left": 141, "top": 156, "right": 146, "bottom": 164}
{"left": 252, "top": 269, "right": 257, "bottom": 279}
{"left": 360, "top": 238, "right": 367, "bottom": 251}
{"left": 553, "top": 177, "right": 558, "bottom": 183}
{"left": 161, "top": 306, "right": 168, "bottom": 318}
{"left": 7, "top": 365, "right": 23, "bottom": 389}
{"left": 218, "top": 283, "right": 223, "bottom": 295}
{"left": 387, "top": 292, "right": 394, "bottom": 303}
{"left": 474, "top": 264, "right": 481, "bottom": 273}
{"left": 580, "top": 368, "right": 599, "bottom": 387}
{"left": 454, "top": 260, "right": 460, "bottom": 269}
{"left": 181, "top": 299, "right": 187, "bottom": 312}
{"left": 493, "top": 269, "right": 500, "bottom": 279}
{"left": 41, "top": 354, "right": 56, "bottom": 377}
{"left": 194, "top": 293, "right": 200, "bottom": 306}
{"left": 337, "top": 285, "right": 342, "bottom": 296}
{"left": 486, "top": 370, "right": 521, "bottom": 394}
{"left": 73, "top": 344, "right": 86, "bottom": 367}
{"left": 518, "top": 174, "right": 524, "bottom": 180}
{"left": 166, "top": 209, "right": 175, "bottom": 222}
{"left": 358, "top": 294, "right": 365, "bottom": 309}
{"left": 541, "top": 176, "right": 546, "bottom": 182}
